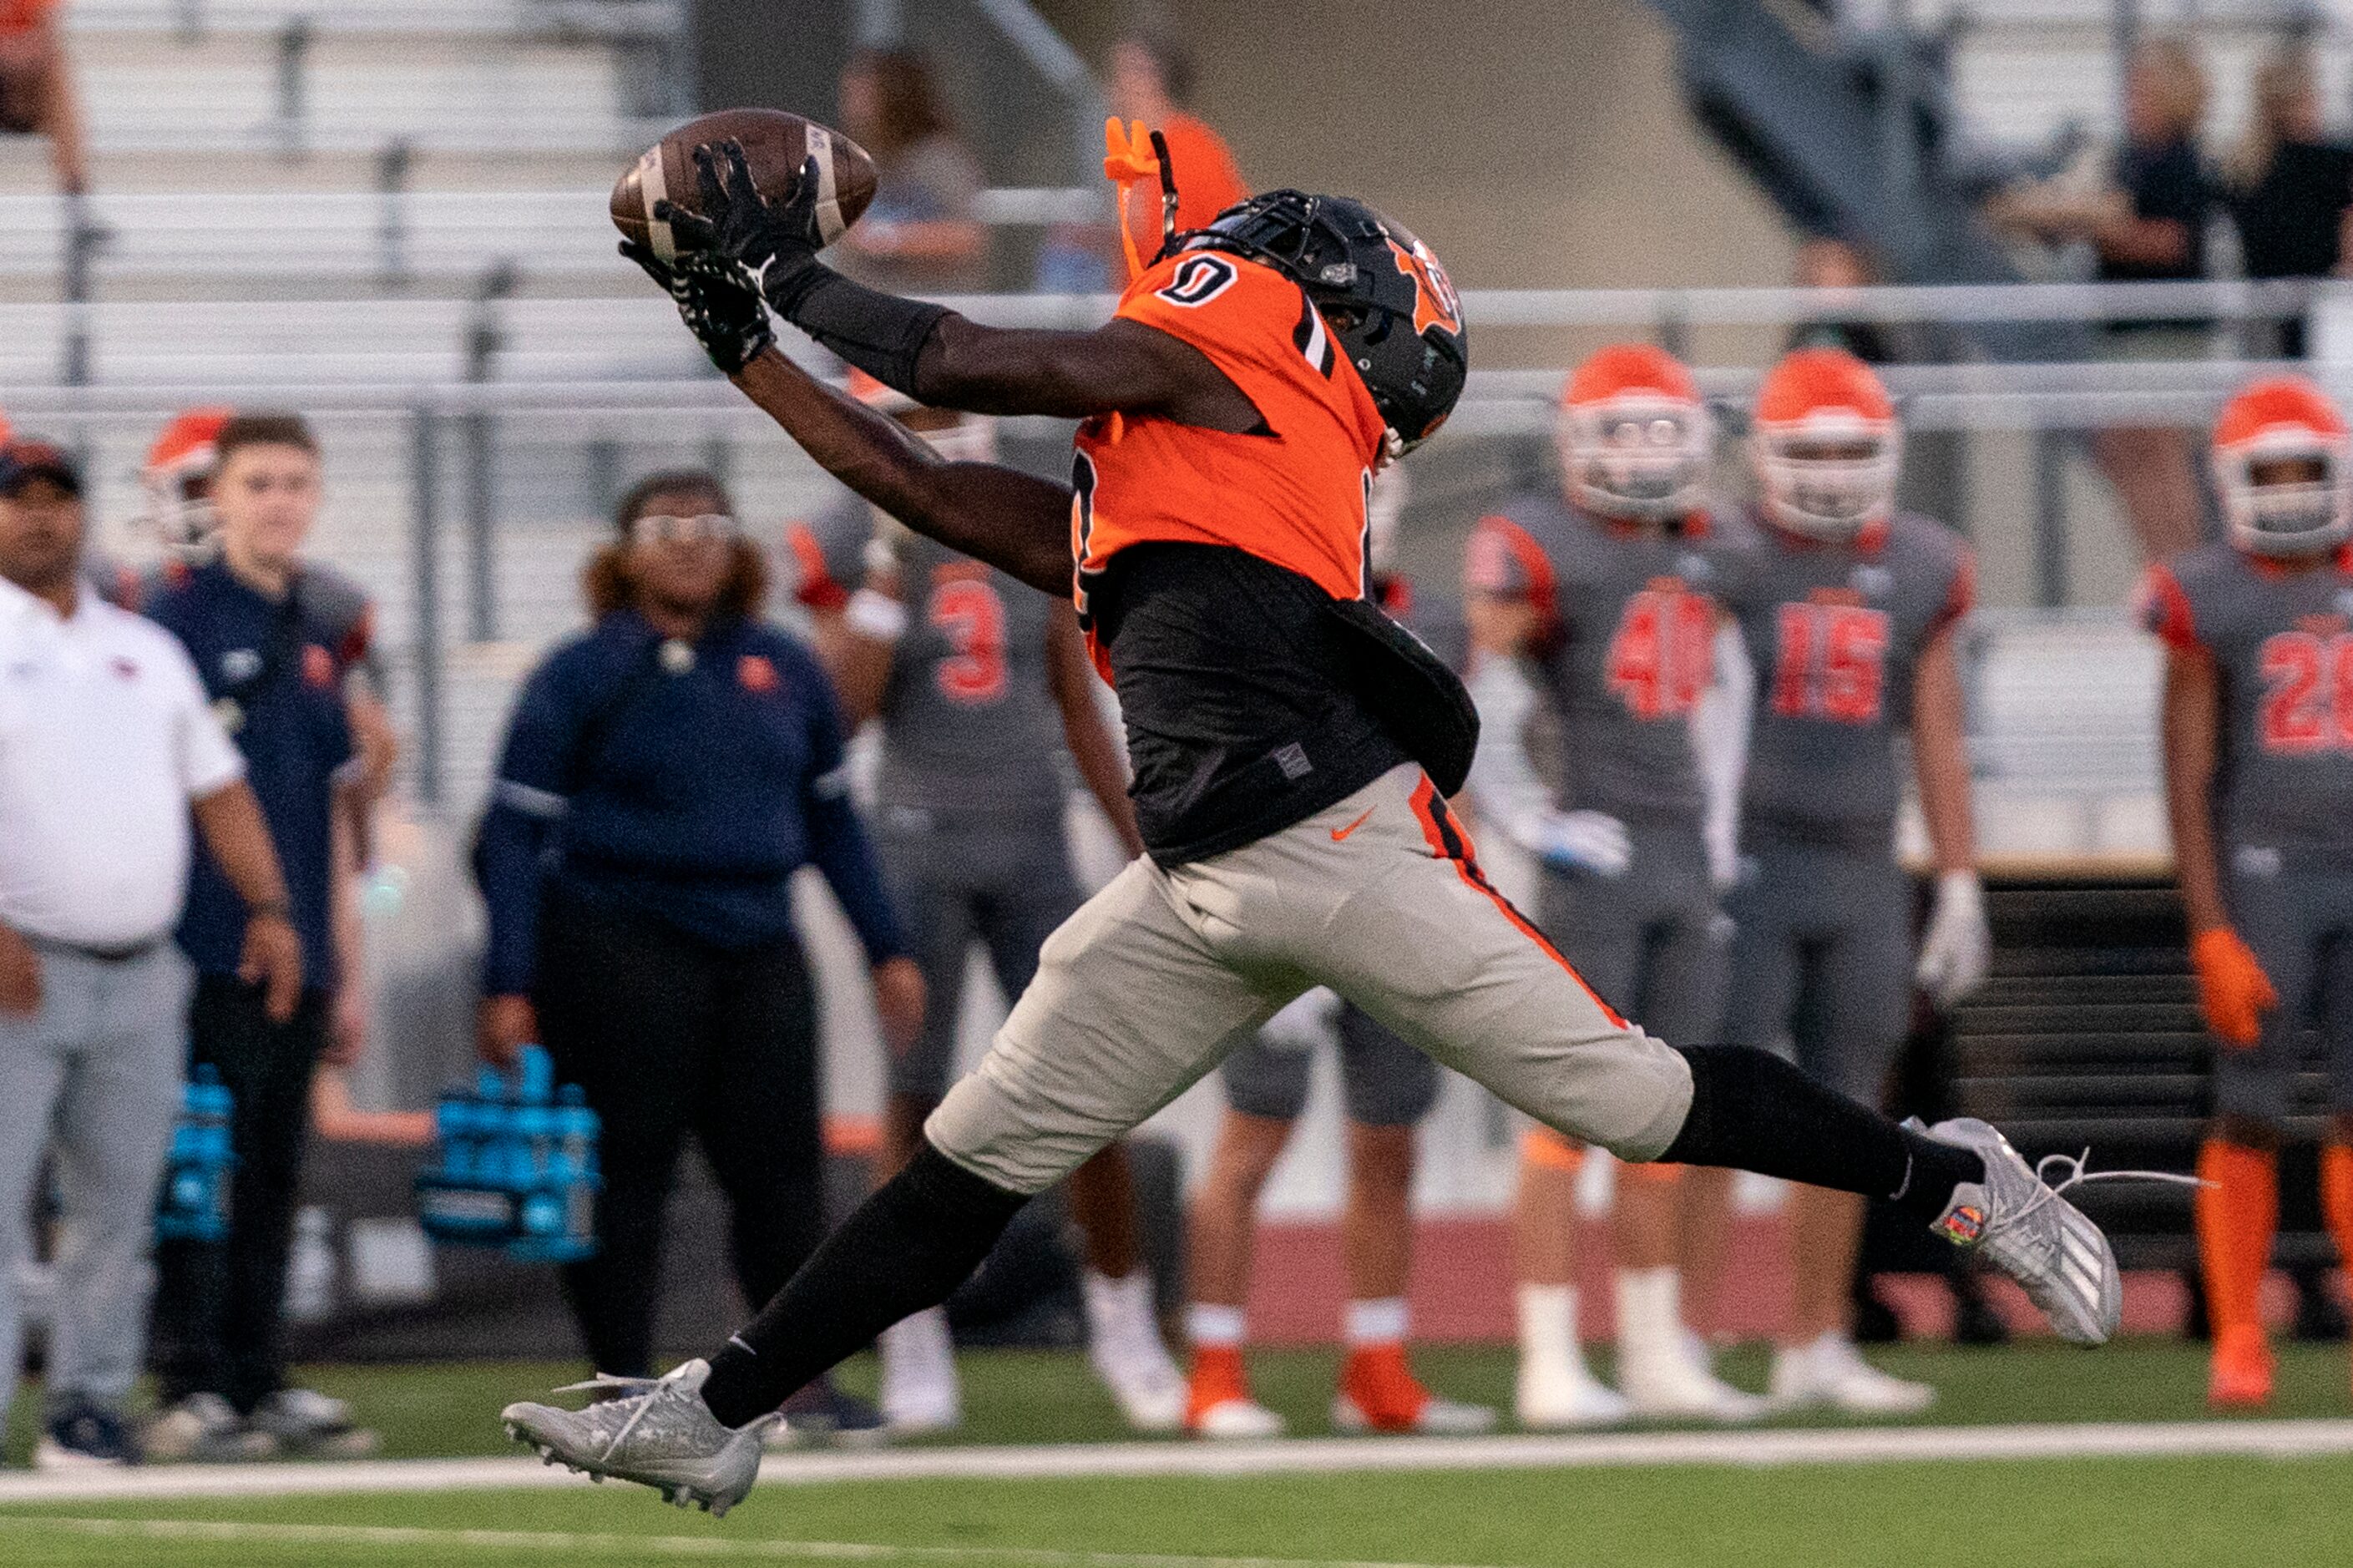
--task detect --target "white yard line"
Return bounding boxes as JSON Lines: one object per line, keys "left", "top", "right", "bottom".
{"left": 0, "top": 1515, "right": 1503, "bottom": 1568}
{"left": 3, "top": 1419, "right": 2353, "bottom": 1505}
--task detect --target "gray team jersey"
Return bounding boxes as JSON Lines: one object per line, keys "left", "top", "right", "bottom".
{"left": 789, "top": 496, "right": 1066, "bottom": 822}
{"left": 2141, "top": 541, "right": 2353, "bottom": 856}
{"left": 1465, "top": 493, "right": 1737, "bottom": 827}
{"left": 1718, "top": 509, "right": 1974, "bottom": 852}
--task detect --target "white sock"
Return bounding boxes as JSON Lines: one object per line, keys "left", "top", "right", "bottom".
{"left": 1188, "top": 1302, "right": 1246, "bottom": 1349}
{"left": 1083, "top": 1267, "right": 1149, "bottom": 1327}
{"left": 1516, "top": 1282, "right": 1591, "bottom": 1375}
{"left": 1613, "top": 1267, "right": 1684, "bottom": 1365}
{"left": 1343, "top": 1297, "right": 1409, "bottom": 1348}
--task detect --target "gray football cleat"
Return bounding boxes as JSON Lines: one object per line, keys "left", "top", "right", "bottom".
{"left": 1915, "top": 1117, "right": 2193, "bottom": 1347}
{"left": 501, "top": 1358, "right": 776, "bottom": 1516}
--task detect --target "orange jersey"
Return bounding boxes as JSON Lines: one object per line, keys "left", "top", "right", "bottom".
{"left": 1121, "top": 113, "right": 1248, "bottom": 263}
{"left": 1072, "top": 250, "right": 1388, "bottom": 635}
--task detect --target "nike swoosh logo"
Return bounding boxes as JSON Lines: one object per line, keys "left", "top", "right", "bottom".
{"left": 1331, "top": 807, "right": 1376, "bottom": 842}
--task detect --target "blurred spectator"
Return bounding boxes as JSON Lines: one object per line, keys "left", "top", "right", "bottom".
{"left": 2223, "top": 43, "right": 2353, "bottom": 358}
{"left": 1108, "top": 33, "right": 1247, "bottom": 266}
{"left": 1992, "top": 35, "right": 2214, "bottom": 561}
{"left": 473, "top": 471, "right": 922, "bottom": 1434}
{"left": 836, "top": 48, "right": 987, "bottom": 295}
{"left": 0, "top": 440, "right": 301, "bottom": 1469}
{"left": 1787, "top": 236, "right": 1895, "bottom": 364}
{"left": 0, "top": 0, "right": 87, "bottom": 195}
{"left": 144, "top": 414, "right": 379, "bottom": 1464}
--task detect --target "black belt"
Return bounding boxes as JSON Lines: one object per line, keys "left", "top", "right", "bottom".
{"left": 27, "top": 933, "right": 169, "bottom": 965}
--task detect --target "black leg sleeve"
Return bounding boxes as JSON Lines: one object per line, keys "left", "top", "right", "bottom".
{"left": 1658, "top": 1045, "right": 1985, "bottom": 1226}
{"left": 700, "top": 1142, "right": 1026, "bottom": 1429}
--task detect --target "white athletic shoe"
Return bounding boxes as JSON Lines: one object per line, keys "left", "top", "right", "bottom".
{"left": 1514, "top": 1358, "right": 1632, "bottom": 1429}
{"left": 878, "top": 1307, "right": 962, "bottom": 1434}
{"left": 1191, "top": 1396, "right": 1287, "bottom": 1439}
{"left": 1768, "top": 1333, "right": 1936, "bottom": 1416}
{"left": 144, "top": 1393, "right": 277, "bottom": 1463}
{"left": 1332, "top": 1390, "right": 1497, "bottom": 1435}
{"left": 1916, "top": 1116, "right": 2166, "bottom": 1348}
{"left": 501, "top": 1358, "right": 776, "bottom": 1517}
{"left": 1618, "top": 1341, "right": 1768, "bottom": 1423}
{"left": 1082, "top": 1269, "right": 1187, "bottom": 1433}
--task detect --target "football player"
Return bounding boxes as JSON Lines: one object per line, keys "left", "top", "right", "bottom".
{"left": 1182, "top": 472, "right": 1492, "bottom": 1439}
{"left": 1464, "top": 344, "right": 1758, "bottom": 1425}
{"left": 2141, "top": 374, "right": 2353, "bottom": 1408}
{"left": 786, "top": 377, "right": 1184, "bottom": 1434}
{"left": 1714, "top": 347, "right": 1990, "bottom": 1414}
{"left": 500, "top": 144, "right": 2133, "bottom": 1513}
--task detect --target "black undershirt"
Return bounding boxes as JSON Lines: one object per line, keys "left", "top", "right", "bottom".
{"left": 1091, "top": 542, "right": 1410, "bottom": 865}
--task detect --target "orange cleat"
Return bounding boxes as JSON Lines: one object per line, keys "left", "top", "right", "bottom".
{"left": 1333, "top": 1344, "right": 1494, "bottom": 1435}
{"left": 2208, "top": 1325, "right": 2275, "bottom": 1410}
{"left": 1185, "top": 1346, "right": 1283, "bottom": 1439}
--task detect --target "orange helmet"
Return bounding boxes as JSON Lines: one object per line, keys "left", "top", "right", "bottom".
{"left": 845, "top": 367, "right": 996, "bottom": 464}
{"left": 142, "top": 407, "right": 233, "bottom": 556}
{"left": 2211, "top": 375, "right": 2350, "bottom": 559}
{"left": 1556, "top": 342, "right": 1711, "bottom": 524}
{"left": 1749, "top": 347, "right": 1900, "bottom": 539}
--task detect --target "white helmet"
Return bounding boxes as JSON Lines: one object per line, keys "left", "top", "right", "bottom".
{"left": 2211, "top": 375, "right": 2352, "bottom": 559}
{"left": 1556, "top": 342, "right": 1711, "bottom": 524}
{"left": 1750, "top": 347, "right": 1900, "bottom": 540}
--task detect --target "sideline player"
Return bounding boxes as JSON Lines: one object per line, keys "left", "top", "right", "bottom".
{"left": 2141, "top": 375, "right": 2353, "bottom": 1408}
{"left": 1182, "top": 473, "right": 1492, "bottom": 1439}
{"left": 501, "top": 144, "right": 2135, "bottom": 1513}
{"left": 1715, "top": 347, "right": 1991, "bottom": 1414}
{"left": 787, "top": 377, "right": 1184, "bottom": 1433}
{"left": 1464, "top": 344, "right": 1758, "bottom": 1424}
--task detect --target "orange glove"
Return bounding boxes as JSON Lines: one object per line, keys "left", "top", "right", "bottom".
{"left": 2190, "top": 927, "right": 2279, "bottom": 1050}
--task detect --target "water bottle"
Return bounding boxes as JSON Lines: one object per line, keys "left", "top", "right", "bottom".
{"left": 156, "top": 1066, "right": 235, "bottom": 1243}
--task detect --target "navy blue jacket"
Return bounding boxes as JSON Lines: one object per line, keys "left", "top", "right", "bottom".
{"left": 474, "top": 609, "right": 904, "bottom": 995}
{"left": 147, "top": 560, "right": 355, "bottom": 991}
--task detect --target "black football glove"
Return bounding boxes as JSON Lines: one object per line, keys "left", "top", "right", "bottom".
{"left": 620, "top": 238, "right": 773, "bottom": 376}
{"left": 654, "top": 139, "right": 828, "bottom": 315}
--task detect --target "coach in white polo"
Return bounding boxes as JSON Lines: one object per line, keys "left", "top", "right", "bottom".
{"left": 0, "top": 439, "right": 302, "bottom": 1469}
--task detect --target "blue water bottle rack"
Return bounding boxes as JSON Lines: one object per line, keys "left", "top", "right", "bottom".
{"left": 156, "top": 1064, "right": 235, "bottom": 1243}
{"left": 414, "top": 1044, "right": 600, "bottom": 1262}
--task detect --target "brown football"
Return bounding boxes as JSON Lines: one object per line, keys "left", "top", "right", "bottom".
{"left": 610, "top": 108, "right": 878, "bottom": 264}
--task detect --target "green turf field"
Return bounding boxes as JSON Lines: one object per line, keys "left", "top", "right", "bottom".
{"left": 4, "top": 1341, "right": 2351, "bottom": 1567}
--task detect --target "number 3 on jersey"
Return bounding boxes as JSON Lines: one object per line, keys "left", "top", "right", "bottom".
{"left": 1771, "top": 602, "right": 1890, "bottom": 723}
{"left": 1606, "top": 587, "right": 1714, "bottom": 719}
{"left": 2258, "top": 630, "right": 2353, "bottom": 752}
{"left": 930, "top": 578, "right": 1007, "bottom": 706}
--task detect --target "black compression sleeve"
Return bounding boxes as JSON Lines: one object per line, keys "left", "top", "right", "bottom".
{"left": 1657, "top": 1045, "right": 1985, "bottom": 1225}
{"left": 700, "top": 1141, "right": 1026, "bottom": 1429}
{"left": 763, "top": 260, "right": 952, "bottom": 402}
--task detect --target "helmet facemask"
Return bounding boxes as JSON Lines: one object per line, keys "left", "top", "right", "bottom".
{"left": 1755, "top": 412, "right": 1900, "bottom": 540}
{"left": 144, "top": 460, "right": 220, "bottom": 559}
{"left": 2217, "top": 432, "right": 2351, "bottom": 559}
{"left": 1558, "top": 394, "right": 1710, "bottom": 524}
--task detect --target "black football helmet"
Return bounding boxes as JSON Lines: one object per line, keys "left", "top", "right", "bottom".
{"left": 1183, "top": 190, "right": 1469, "bottom": 456}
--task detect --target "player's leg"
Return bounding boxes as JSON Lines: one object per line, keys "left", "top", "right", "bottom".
{"left": 1291, "top": 771, "right": 2116, "bottom": 1348}
{"left": 979, "top": 832, "right": 1182, "bottom": 1430}
{"left": 1186, "top": 1026, "right": 1309, "bottom": 1436}
{"left": 869, "top": 840, "right": 974, "bottom": 1432}
{"left": 1767, "top": 852, "right": 1933, "bottom": 1415}
{"left": 2200, "top": 865, "right": 2317, "bottom": 1407}
{"left": 502, "top": 857, "right": 1283, "bottom": 1510}
{"left": 2315, "top": 885, "right": 2353, "bottom": 1399}
{"left": 1512, "top": 863, "right": 1637, "bottom": 1425}
{"left": 1606, "top": 846, "right": 1760, "bottom": 1420}
{"left": 1328, "top": 1007, "right": 1493, "bottom": 1434}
